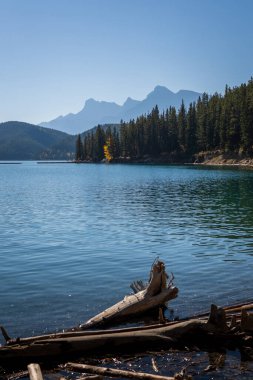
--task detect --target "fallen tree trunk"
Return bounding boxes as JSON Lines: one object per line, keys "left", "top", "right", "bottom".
{"left": 65, "top": 362, "right": 175, "bottom": 380}
{"left": 0, "top": 319, "right": 206, "bottom": 361}
{"left": 80, "top": 287, "right": 178, "bottom": 330}
{"left": 191, "top": 300, "right": 253, "bottom": 319}
{"left": 1, "top": 304, "right": 253, "bottom": 370}
{"left": 2, "top": 302, "right": 252, "bottom": 348}
{"left": 4, "top": 319, "right": 183, "bottom": 346}
{"left": 1, "top": 257, "right": 253, "bottom": 371}
{"left": 80, "top": 261, "right": 178, "bottom": 329}
{"left": 0, "top": 312, "right": 249, "bottom": 365}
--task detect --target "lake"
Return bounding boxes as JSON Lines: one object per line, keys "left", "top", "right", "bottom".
{"left": 1, "top": 162, "right": 253, "bottom": 377}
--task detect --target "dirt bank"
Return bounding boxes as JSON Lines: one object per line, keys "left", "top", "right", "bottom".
{"left": 194, "top": 151, "right": 253, "bottom": 168}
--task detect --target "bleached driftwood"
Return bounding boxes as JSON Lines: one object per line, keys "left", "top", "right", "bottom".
{"left": 27, "top": 363, "right": 44, "bottom": 380}
{"left": 1, "top": 258, "right": 253, "bottom": 370}
{"left": 5, "top": 299, "right": 253, "bottom": 348}
{"left": 80, "top": 261, "right": 178, "bottom": 329}
{"left": 65, "top": 362, "right": 175, "bottom": 380}
{"left": 0, "top": 315, "right": 239, "bottom": 361}
{"left": 0, "top": 317, "right": 205, "bottom": 361}
{"left": 1, "top": 303, "right": 253, "bottom": 367}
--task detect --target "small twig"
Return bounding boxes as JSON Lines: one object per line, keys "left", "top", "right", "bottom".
{"left": 151, "top": 357, "right": 159, "bottom": 373}
{"left": 167, "top": 273, "right": 174, "bottom": 289}
{"left": 76, "top": 376, "right": 103, "bottom": 380}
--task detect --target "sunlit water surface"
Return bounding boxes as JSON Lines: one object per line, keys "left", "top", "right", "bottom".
{"left": 1, "top": 162, "right": 253, "bottom": 378}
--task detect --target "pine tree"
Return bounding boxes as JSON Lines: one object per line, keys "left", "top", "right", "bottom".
{"left": 167, "top": 106, "right": 179, "bottom": 153}
{"left": 94, "top": 125, "right": 105, "bottom": 161}
{"left": 120, "top": 121, "right": 129, "bottom": 157}
{"left": 197, "top": 93, "right": 209, "bottom": 151}
{"left": 208, "top": 93, "right": 222, "bottom": 150}
{"left": 75, "top": 134, "right": 83, "bottom": 161}
{"left": 178, "top": 101, "right": 187, "bottom": 150}
{"left": 150, "top": 105, "right": 160, "bottom": 155}
{"left": 186, "top": 103, "right": 197, "bottom": 154}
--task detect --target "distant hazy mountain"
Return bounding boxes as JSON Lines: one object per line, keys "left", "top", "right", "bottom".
{"left": 40, "top": 86, "right": 201, "bottom": 134}
{"left": 0, "top": 121, "right": 76, "bottom": 160}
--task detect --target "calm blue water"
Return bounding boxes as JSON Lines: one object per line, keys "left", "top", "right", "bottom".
{"left": 1, "top": 162, "right": 253, "bottom": 343}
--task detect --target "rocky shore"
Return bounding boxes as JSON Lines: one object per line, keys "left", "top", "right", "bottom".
{"left": 194, "top": 151, "right": 253, "bottom": 168}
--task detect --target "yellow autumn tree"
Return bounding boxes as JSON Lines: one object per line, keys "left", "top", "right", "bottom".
{"left": 103, "top": 138, "right": 113, "bottom": 162}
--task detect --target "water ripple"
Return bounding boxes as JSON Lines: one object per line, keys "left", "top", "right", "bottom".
{"left": 1, "top": 162, "right": 253, "bottom": 339}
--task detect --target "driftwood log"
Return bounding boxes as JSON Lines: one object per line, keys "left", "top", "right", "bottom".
{"left": 65, "top": 362, "right": 175, "bottom": 380}
{"left": 27, "top": 363, "right": 44, "bottom": 380}
{"left": 80, "top": 261, "right": 178, "bottom": 329}
{"left": 1, "top": 260, "right": 253, "bottom": 370}
{"left": 1, "top": 304, "right": 253, "bottom": 367}
{"left": 0, "top": 318, "right": 205, "bottom": 361}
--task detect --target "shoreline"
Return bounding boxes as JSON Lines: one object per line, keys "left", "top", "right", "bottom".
{"left": 74, "top": 154, "right": 253, "bottom": 169}
{"left": 193, "top": 153, "right": 253, "bottom": 169}
{"left": 1, "top": 155, "right": 253, "bottom": 169}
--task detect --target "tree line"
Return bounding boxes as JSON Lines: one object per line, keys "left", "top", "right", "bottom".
{"left": 76, "top": 78, "right": 253, "bottom": 162}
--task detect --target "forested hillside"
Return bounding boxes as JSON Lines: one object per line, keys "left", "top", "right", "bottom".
{"left": 0, "top": 122, "right": 76, "bottom": 160}
{"left": 76, "top": 78, "right": 253, "bottom": 163}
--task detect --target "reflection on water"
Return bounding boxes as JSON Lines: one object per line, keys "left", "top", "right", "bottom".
{"left": 0, "top": 163, "right": 253, "bottom": 341}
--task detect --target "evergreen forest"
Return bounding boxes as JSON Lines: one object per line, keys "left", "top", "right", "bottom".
{"left": 75, "top": 78, "right": 253, "bottom": 163}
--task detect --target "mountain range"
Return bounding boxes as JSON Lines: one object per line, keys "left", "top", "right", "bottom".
{"left": 40, "top": 86, "right": 201, "bottom": 134}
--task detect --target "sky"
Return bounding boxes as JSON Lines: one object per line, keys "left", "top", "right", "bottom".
{"left": 0, "top": 0, "right": 252, "bottom": 125}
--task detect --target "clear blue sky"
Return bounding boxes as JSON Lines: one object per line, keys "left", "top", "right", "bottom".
{"left": 0, "top": 0, "right": 252, "bottom": 124}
